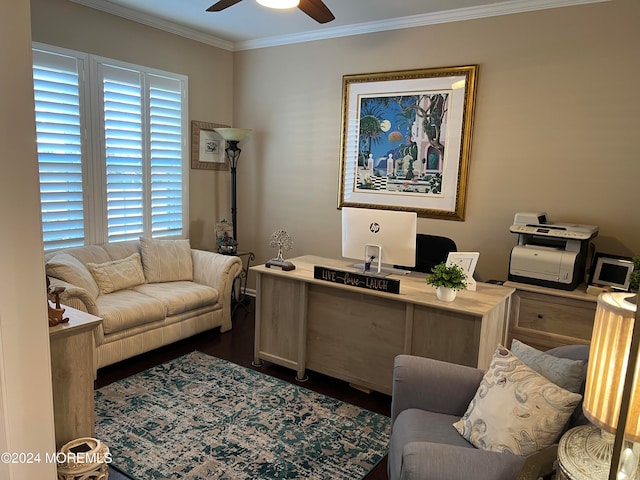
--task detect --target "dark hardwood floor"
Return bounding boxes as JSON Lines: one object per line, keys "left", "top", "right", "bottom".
{"left": 97, "top": 299, "right": 391, "bottom": 480}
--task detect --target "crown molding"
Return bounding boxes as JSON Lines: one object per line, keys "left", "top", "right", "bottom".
{"left": 71, "top": 0, "right": 609, "bottom": 52}
{"left": 237, "top": 0, "right": 609, "bottom": 50}
{"left": 69, "top": 0, "right": 234, "bottom": 51}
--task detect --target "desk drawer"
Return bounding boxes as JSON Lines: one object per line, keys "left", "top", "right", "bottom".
{"left": 509, "top": 291, "right": 595, "bottom": 348}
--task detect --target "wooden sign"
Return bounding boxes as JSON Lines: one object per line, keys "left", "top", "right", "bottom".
{"left": 313, "top": 266, "right": 400, "bottom": 294}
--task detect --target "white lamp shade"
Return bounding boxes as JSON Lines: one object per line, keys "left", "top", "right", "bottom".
{"left": 214, "top": 128, "right": 251, "bottom": 142}
{"left": 583, "top": 292, "right": 640, "bottom": 442}
{"left": 256, "top": 0, "right": 300, "bottom": 9}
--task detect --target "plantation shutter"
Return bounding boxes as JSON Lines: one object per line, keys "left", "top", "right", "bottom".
{"left": 148, "top": 75, "right": 184, "bottom": 237}
{"left": 32, "top": 49, "right": 86, "bottom": 250}
{"left": 100, "top": 64, "right": 145, "bottom": 242}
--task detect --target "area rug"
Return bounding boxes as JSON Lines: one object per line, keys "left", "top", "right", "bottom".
{"left": 95, "top": 351, "right": 390, "bottom": 479}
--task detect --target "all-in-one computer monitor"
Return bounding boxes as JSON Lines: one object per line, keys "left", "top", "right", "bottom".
{"left": 341, "top": 207, "right": 417, "bottom": 275}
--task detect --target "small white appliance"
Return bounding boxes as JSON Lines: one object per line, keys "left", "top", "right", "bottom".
{"left": 508, "top": 212, "right": 598, "bottom": 290}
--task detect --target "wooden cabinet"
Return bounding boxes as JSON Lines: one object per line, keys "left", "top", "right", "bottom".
{"left": 505, "top": 281, "right": 597, "bottom": 351}
{"left": 49, "top": 306, "right": 102, "bottom": 449}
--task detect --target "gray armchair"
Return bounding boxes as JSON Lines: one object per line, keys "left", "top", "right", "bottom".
{"left": 388, "top": 345, "right": 590, "bottom": 480}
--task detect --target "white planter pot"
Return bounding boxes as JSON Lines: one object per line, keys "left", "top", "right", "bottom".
{"left": 436, "top": 286, "right": 457, "bottom": 302}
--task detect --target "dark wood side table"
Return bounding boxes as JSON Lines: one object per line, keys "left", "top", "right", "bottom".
{"left": 221, "top": 249, "right": 255, "bottom": 313}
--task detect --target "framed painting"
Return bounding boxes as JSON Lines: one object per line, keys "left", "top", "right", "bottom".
{"left": 338, "top": 65, "right": 478, "bottom": 220}
{"left": 191, "top": 120, "right": 229, "bottom": 170}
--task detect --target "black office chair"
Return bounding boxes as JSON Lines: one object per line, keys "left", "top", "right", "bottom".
{"left": 396, "top": 234, "right": 458, "bottom": 274}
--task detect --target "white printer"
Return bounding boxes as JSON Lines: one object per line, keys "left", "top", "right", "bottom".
{"left": 508, "top": 212, "right": 598, "bottom": 291}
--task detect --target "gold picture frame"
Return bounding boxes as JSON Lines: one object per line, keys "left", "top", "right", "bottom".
{"left": 338, "top": 65, "right": 478, "bottom": 220}
{"left": 191, "top": 120, "right": 229, "bottom": 170}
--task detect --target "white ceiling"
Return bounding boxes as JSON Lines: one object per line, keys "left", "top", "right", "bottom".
{"left": 70, "top": 0, "right": 606, "bottom": 51}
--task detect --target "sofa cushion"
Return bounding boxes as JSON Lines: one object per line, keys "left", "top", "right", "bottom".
{"left": 396, "top": 409, "right": 474, "bottom": 450}
{"left": 140, "top": 237, "right": 193, "bottom": 283}
{"left": 453, "top": 346, "right": 582, "bottom": 456}
{"left": 46, "top": 244, "right": 111, "bottom": 266}
{"left": 101, "top": 240, "right": 141, "bottom": 262}
{"left": 46, "top": 253, "right": 100, "bottom": 300}
{"left": 133, "top": 281, "right": 219, "bottom": 316}
{"left": 390, "top": 409, "right": 473, "bottom": 480}
{"left": 398, "top": 441, "right": 525, "bottom": 480}
{"left": 87, "top": 253, "right": 146, "bottom": 295}
{"left": 511, "top": 339, "right": 586, "bottom": 393}
{"left": 96, "top": 290, "right": 166, "bottom": 335}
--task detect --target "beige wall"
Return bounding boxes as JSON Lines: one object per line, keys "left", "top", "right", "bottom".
{"left": 1, "top": 0, "right": 57, "bottom": 477}
{"left": 30, "top": 0, "right": 235, "bottom": 250}
{"left": 28, "top": 0, "right": 640, "bottom": 283}
{"left": 234, "top": 0, "right": 640, "bottom": 282}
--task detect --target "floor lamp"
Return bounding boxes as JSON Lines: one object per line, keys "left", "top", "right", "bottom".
{"left": 558, "top": 291, "right": 640, "bottom": 479}
{"left": 214, "top": 128, "right": 251, "bottom": 245}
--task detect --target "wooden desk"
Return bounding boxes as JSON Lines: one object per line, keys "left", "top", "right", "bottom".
{"left": 49, "top": 306, "right": 102, "bottom": 449}
{"left": 252, "top": 255, "right": 514, "bottom": 395}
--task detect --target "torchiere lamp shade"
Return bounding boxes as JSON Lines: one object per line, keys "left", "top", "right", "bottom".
{"left": 214, "top": 128, "right": 251, "bottom": 142}
{"left": 583, "top": 292, "right": 640, "bottom": 442}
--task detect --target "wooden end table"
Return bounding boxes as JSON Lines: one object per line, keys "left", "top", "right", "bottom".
{"left": 49, "top": 306, "right": 102, "bottom": 450}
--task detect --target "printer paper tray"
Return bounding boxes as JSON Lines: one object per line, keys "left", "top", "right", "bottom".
{"left": 507, "top": 273, "right": 578, "bottom": 291}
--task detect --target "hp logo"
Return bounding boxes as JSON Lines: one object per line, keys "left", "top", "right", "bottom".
{"left": 369, "top": 222, "right": 380, "bottom": 234}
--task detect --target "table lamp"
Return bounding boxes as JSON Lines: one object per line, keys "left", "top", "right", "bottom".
{"left": 564, "top": 292, "right": 640, "bottom": 480}
{"left": 214, "top": 127, "right": 251, "bottom": 245}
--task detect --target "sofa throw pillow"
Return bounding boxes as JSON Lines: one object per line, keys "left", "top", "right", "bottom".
{"left": 139, "top": 237, "right": 193, "bottom": 283}
{"left": 452, "top": 346, "right": 582, "bottom": 456}
{"left": 511, "top": 339, "right": 586, "bottom": 393}
{"left": 87, "top": 253, "right": 147, "bottom": 295}
{"left": 46, "top": 253, "right": 100, "bottom": 300}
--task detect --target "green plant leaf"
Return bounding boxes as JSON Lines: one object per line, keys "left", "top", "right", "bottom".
{"left": 426, "top": 262, "right": 468, "bottom": 290}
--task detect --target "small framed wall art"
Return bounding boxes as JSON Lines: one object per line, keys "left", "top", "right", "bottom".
{"left": 191, "top": 120, "right": 229, "bottom": 170}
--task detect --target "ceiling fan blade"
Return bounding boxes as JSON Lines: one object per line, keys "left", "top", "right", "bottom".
{"left": 206, "top": 0, "right": 243, "bottom": 13}
{"left": 297, "top": 0, "right": 335, "bottom": 24}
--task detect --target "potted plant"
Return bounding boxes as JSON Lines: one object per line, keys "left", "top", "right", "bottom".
{"left": 426, "top": 262, "right": 468, "bottom": 301}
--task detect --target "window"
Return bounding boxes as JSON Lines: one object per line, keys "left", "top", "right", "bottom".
{"left": 32, "top": 44, "right": 188, "bottom": 250}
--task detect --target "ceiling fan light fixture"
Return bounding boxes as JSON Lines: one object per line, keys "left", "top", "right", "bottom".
{"left": 256, "top": 0, "right": 300, "bottom": 10}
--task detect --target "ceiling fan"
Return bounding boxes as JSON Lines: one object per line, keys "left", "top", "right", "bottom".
{"left": 206, "top": 0, "right": 335, "bottom": 24}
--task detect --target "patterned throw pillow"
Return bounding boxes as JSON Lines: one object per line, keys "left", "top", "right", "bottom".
{"left": 453, "top": 346, "right": 582, "bottom": 456}
{"left": 510, "top": 339, "right": 586, "bottom": 393}
{"left": 87, "top": 253, "right": 146, "bottom": 295}
{"left": 139, "top": 237, "right": 193, "bottom": 283}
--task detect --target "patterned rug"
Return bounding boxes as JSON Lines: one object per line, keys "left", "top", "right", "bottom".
{"left": 95, "top": 351, "right": 390, "bottom": 479}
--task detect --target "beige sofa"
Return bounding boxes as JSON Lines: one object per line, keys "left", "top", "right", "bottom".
{"left": 45, "top": 238, "right": 242, "bottom": 370}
